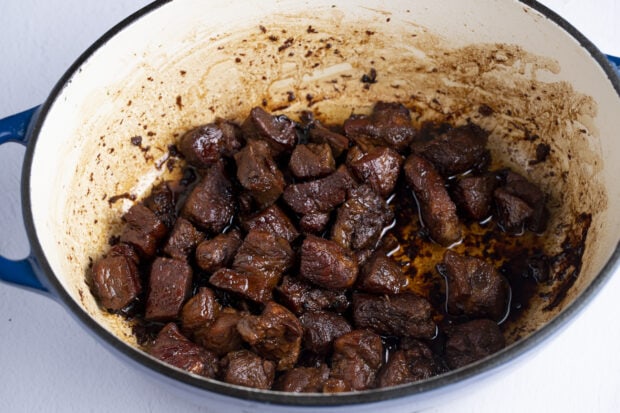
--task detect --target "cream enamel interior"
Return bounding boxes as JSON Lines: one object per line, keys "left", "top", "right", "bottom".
{"left": 28, "top": 0, "right": 620, "bottom": 367}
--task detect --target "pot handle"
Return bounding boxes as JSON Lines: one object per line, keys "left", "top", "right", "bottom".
{"left": 607, "top": 55, "right": 620, "bottom": 77}
{"left": 0, "top": 106, "right": 48, "bottom": 292}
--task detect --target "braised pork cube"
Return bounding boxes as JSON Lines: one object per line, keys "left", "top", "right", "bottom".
{"left": 343, "top": 102, "right": 416, "bottom": 152}
{"left": 307, "top": 117, "right": 350, "bottom": 157}
{"left": 299, "top": 212, "right": 331, "bottom": 235}
{"left": 241, "top": 106, "right": 297, "bottom": 155}
{"left": 439, "top": 250, "right": 509, "bottom": 321}
{"left": 345, "top": 145, "right": 367, "bottom": 167}
{"left": 237, "top": 301, "right": 303, "bottom": 370}
{"left": 108, "top": 242, "right": 140, "bottom": 264}
{"left": 162, "top": 217, "right": 205, "bottom": 260}
{"left": 494, "top": 188, "right": 533, "bottom": 234}
{"left": 241, "top": 204, "right": 299, "bottom": 243}
{"left": 349, "top": 146, "right": 403, "bottom": 197}
{"left": 276, "top": 275, "right": 350, "bottom": 315}
{"left": 145, "top": 257, "right": 193, "bottom": 321}
{"left": 494, "top": 170, "right": 549, "bottom": 233}
{"left": 357, "top": 253, "right": 407, "bottom": 295}
{"left": 180, "top": 287, "right": 220, "bottom": 336}
{"left": 178, "top": 120, "right": 243, "bottom": 168}
{"left": 451, "top": 174, "right": 497, "bottom": 221}
{"left": 210, "top": 230, "right": 293, "bottom": 302}
{"left": 328, "top": 329, "right": 383, "bottom": 391}
{"left": 289, "top": 143, "right": 336, "bottom": 179}
{"left": 91, "top": 249, "right": 141, "bottom": 311}
{"left": 221, "top": 350, "right": 276, "bottom": 390}
{"left": 411, "top": 123, "right": 490, "bottom": 177}
{"left": 194, "top": 307, "right": 244, "bottom": 356}
{"left": 120, "top": 204, "right": 168, "bottom": 258}
{"left": 377, "top": 340, "right": 440, "bottom": 387}
{"left": 300, "top": 235, "right": 358, "bottom": 290}
{"left": 143, "top": 181, "right": 177, "bottom": 229}
{"left": 148, "top": 323, "right": 219, "bottom": 378}
{"left": 181, "top": 163, "right": 234, "bottom": 233}
{"left": 352, "top": 293, "right": 436, "bottom": 339}
{"left": 274, "top": 365, "right": 330, "bottom": 393}
{"left": 232, "top": 229, "right": 294, "bottom": 278}
{"left": 209, "top": 268, "right": 276, "bottom": 304}
{"left": 444, "top": 319, "right": 505, "bottom": 370}
{"left": 283, "top": 165, "right": 356, "bottom": 215}
{"left": 299, "top": 311, "right": 352, "bottom": 355}
{"left": 234, "top": 139, "right": 285, "bottom": 208}
{"left": 322, "top": 378, "right": 353, "bottom": 393}
{"left": 331, "top": 185, "right": 394, "bottom": 251}
{"left": 195, "top": 229, "right": 242, "bottom": 273}
{"left": 403, "top": 153, "right": 462, "bottom": 246}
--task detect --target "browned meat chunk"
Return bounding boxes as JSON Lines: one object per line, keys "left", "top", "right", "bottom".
{"left": 349, "top": 146, "right": 403, "bottom": 197}
{"left": 241, "top": 204, "right": 299, "bottom": 243}
{"left": 108, "top": 242, "right": 140, "bottom": 264}
{"left": 178, "top": 120, "right": 243, "bottom": 168}
{"left": 143, "top": 181, "right": 177, "bottom": 229}
{"left": 180, "top": 287, "right": 220, "bottom": 336}
{"left": 494, "top": 170, "right": 548, "bottom": 233}
{"left": 148, "top": 323, "right": 219, "bottom": 378}
{"left": 195, "top": 229, "right": 242, "bottom": 273}
{"left": 234, "top": 140, "right": 285, "bottom": 208}
{"left": 357, "top": 253, "right": 407, "bottom": 294}
{"left": 439, "top": 250, "right": 509, "bottom": 321}
{"left": 494, "top": 188, "right": 533, "bottom": 234}
{"left": 221, "top": 349, "right": 276, "bottom": 390}
{"left": 331, "top": 185, "right": 394, "bottom": 251}
{"left": 162, "top": 217, "right": 205, "bottom": 260}
{"left": 289, "top": 143, "right": 336, "bottom": 179}
{"left": 241, "top": 107, "right": 297, "bottom": 155}
{"left": 194, "top": 307, "right": 244, "bottom": 356}
{"left": 343, "top": 102, "right": 416, "bottom": 151}
{"left": 299, "top": 212, "right": 331, "bottom": 235}
{"left": 444, "top": 319, "right": 505, "bottom": 369}
{"left": 411, "top": 123, "right": 490, "bottom": 177}
{"left": 120, "top": 204, "right": 168, "bottom": 258}
{"left": 299, "top": 311, "right": 352, "bottom": 355}
{"left": 322, "top": 379, "right": 353, "bottom": 393}
{"left": 328, "top": 329, "right": 383, "bottom": 391}
{"left": 273, "top": 365, "right": 330, "bottom": 393}
{"left": 181, "top": 163, "right": 234, "bottom": 233}
{"left": 210, "top": 230, "right": 293, "bottom": 303}
{"left": 403, "top": 153, "right": 462, "bottom": 246}
{"left": 345, "top": 145, "right": 367, "bottom": 166}
{"left": 283, "top": 165, "right": 356, "bottom": 215}
{"left": 300, "top": 235, "right": 358, "bottom": 290}
{"left": 232, "top": 229, "right": 294, "bottom": 279}
{"left": 307, "top": 118, "right": 350, "bottom": 157}
{"left": 275, "top": 275, "right": 350, "bottom": 315}
{"left": 209, "top": 268, "right": 275, "bottom": 304}
{"left": 237, "top": 301, "right": 303, "bottom": 370}
{"left": 145, "top": 257, "right": 193, "bottom": 321}
{"left": 377, "top": 340, "right": 440, "bottom": 387}
{"left": 451, "top": 174, "right": 497, "bottom": 221}
{"left": 352, "top": 293, "right": 436, "bottom": 339}
{"left": 91, "top": 249, "right": 141, "bottom": 311}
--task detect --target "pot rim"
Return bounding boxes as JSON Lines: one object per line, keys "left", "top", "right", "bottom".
{"left": 20, "top": 0, "right": 620, "bottom": 406}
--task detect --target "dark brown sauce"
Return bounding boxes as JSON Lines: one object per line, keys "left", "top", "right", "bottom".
{"left": 387, "top": 178, "right": 548, "bottom": 333}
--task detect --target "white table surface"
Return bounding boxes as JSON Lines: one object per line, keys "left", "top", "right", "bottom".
{"left": 1, "top": 1, "right": 619, "bottom": 412}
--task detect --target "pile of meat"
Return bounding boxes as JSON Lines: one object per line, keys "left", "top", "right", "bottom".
{"left": 90, "top": 102, "right": 548, "bottom": 392}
